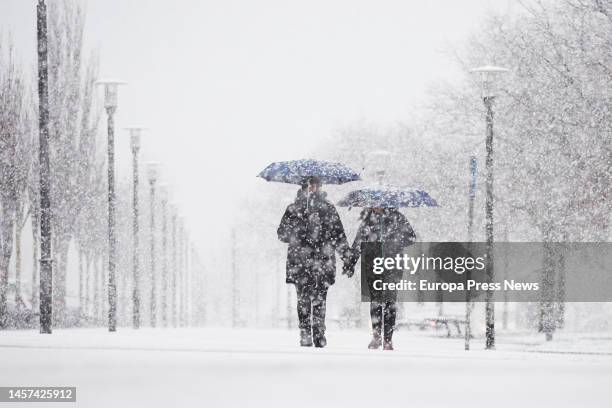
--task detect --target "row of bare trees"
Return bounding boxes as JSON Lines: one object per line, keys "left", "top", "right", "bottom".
{"left": 0, "top": 0, "right": 199, "bottom": 329}
{"left": 0, "top": 0, "right": 103, "bottom": 328}
{"left": 0, "top": 39, "right": 32, "bottom": 327}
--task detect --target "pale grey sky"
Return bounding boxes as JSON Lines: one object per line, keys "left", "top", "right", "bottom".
{"left": 0, "top": 0, "right": 511, "bottom": 254}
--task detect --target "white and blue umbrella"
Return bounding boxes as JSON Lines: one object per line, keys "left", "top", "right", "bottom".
{"left": 337, "top": 187, "right": 438, "bottom": 208}
{"left": 257, "top": 159, "right": 361, "bottom": 185}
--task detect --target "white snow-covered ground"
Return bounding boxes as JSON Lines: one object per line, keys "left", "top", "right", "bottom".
{"left": 1, "top": 327, "right": 611, "bottom": 408}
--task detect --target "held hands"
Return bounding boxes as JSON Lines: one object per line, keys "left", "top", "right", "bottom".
{"left": 342, "top": 259, "right": 355, "bottom": 278}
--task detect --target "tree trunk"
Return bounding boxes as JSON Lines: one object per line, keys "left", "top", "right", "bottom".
{"left": 14, "top": 226, "right": 22, "bottom": 307}
{"left": 78, "top": 249, "right": 84, "bottom": 322}
{"left": 52, "top": 240, "right": 70, "bottom": 327}
{"left": 84, "top": 255, "right": 91, "bottom": 323}
{"left": 540, "top": 239, "right": 557, "bottom": 341}
{"left": 0, "top": 221, "right": 15, "bottom": 329}
{"left": 31, "top": 213, "right": 39, "bottom": 313}
{"left": 0, "top": 257, "right": 9, "bottom": 328}
{"left": 555, "top": 247, "right": 566, "bottom": 329}
{"left": 93, "top": 258, "right": 100, "bottom": 324}
{"left": 100, "top": 260, "right": 106, "bottom": 324}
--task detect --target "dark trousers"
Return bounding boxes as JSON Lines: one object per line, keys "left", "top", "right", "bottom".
{"left": 370, "top": 301, "right": 397, "bottom": 342}
{"left": 295, "top": 282, "right": 328, "bottom": 340}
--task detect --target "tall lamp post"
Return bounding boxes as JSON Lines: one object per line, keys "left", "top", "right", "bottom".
{"left": 185, "top": 234, "right": 192, "bottom": 327}
{"left": 178, "top": 217, "right": 185, "bottom": 327}
{"left": 469, "top": 65, "right": 508, "bottom": 350}
{"left": 183, "top": 231, "right": 190, "bottom": 326}
{"left": 170, "top": 204, "right": 178, "bottom": 327}
{"left": 231, "top": 228, "right": 238, "bottom": 328}
{"left": 465, "top": 156, "right": 477, "bottom": 351}
{"left": 159, "top": 184, "right": 169, "bottom": 327}
{"left": 96, "top": 79, "right": 127, "bottom": 332}
{"left": 37, "top": 0, "right": 53, "bottom": 334}
{"left": 146, "top": 162, "right": 160, "bottom": 327}
{"left": 126, "top": 127, "right": 146, "bottom": 329}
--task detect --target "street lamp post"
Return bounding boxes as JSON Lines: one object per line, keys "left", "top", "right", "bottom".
{"left": 146, "top": 162, "right": 160, "bottom": 327}
{"left": 199, "top": 248, "right": 207, "bottom": 325}
{"left": 37, "top": 0, "right": 53, "bottom": 334}
{"left": 275, "top": 250, "right": 281, "bottom": 327}
{"left": 231, "top": 228, "right": 238, "bottom": 328}
{"left": 178, "top": 218, "right": 185, "bottom": 327}
{"left": 465, "top": 156, "right": 477, "bottom": 351}
{"left": 469, "top": 65, "right": 508, "bottom": 350}
{"left": 96, "top": 79, "right": 127, "bottom": 333}
{"left": 159, "top": 184, "right": 169, "bottom": 327}
{"left": 170, "top": 205, "right": 178, "bottom": 327}
{"left": 183, "top": 232, "right": 189, "bottom": 326}
{"left": 467, "top": 156, "right": 478, "bottom": 242}
{"left": 189, "top": 244, "right": 196, "bottom": 326}
{"left": 126, "top": 127, "right": 146, "bottom": 329}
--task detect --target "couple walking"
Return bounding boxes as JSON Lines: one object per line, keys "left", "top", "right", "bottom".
{"left": 277, "top": 177, "right": 416, "bottom": 350}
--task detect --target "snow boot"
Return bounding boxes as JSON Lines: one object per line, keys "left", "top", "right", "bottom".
{"left": 383, "top": 340, "right": 394, "bottom": 351}
{"left": 300, "top": 330, "right": 313, "bottom": 347}
{"left": 313, "top": 335, "right": 327, "bottom": 348}
{"left": 368, "top": 333, "right": 382, "bottom": 349}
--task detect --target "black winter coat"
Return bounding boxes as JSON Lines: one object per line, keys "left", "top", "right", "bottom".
{"left": 278, "top": 189, "right": 349, "bottom": 287}
{"left": 347, "top": 208, "right": 417, "bottom": 273}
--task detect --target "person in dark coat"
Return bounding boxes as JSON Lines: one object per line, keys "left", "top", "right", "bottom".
{"left": 344, "top": 207, "right": 416, "bottom": 350}
{"left": 277, "top": 177, "right": 349, "bottom": 347}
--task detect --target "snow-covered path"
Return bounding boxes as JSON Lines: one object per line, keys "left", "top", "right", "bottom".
{"left": 1, "top": 328, "right": 610, "bottom": 407}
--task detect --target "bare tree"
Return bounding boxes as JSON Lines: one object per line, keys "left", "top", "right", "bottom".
{"left": 425, "top": 0, "right": 611, "bottom": 338}
{"left": 13, "top": 95, "right": 33, "bottom": 311}
{"left": 0, "top": 40, "right": 30, "bottom": 328}
{"left": 46, "top": 0, "right": 101, "bottom": 325}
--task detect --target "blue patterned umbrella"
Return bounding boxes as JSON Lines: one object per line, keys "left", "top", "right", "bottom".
{"left": 337, "top": 187, "right": 438, "bottom": 208}
{"left": 257, "top": 159, "right": 361, "bottom": 185}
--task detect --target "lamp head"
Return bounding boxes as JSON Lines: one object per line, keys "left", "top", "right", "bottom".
{"left": 158, "top": 183, "right": 170, "bottom": 202}
{"left": 146, "top": 161, "right": 161, "bottom": 183}
{"left": 95, "top": 79, "right": 127, "bottom": 109}
{"left": 124, "top": 126, "right": 147, "bottom": 151}
{"left": 366, "top": 150, "right": 391, "bottom": 185}
{"left": 469, "top": 65, "right": 508, "bottom": 97}
{"left": 171, "top": 202, "right": 182, "bottom": 217}
{"left": 374, "top": 170, "right": 387, "bottom": 186}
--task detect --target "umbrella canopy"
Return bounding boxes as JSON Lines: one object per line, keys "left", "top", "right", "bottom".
{"left": 257, "top": 159, "right": 361, "bottom": 185}
{"left": 337, "top": 187, "right": 438, "bottom": 208}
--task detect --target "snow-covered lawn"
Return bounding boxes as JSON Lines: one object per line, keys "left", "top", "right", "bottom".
{"left": 0, "top": 327, "right": 610, "bottom": 407}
